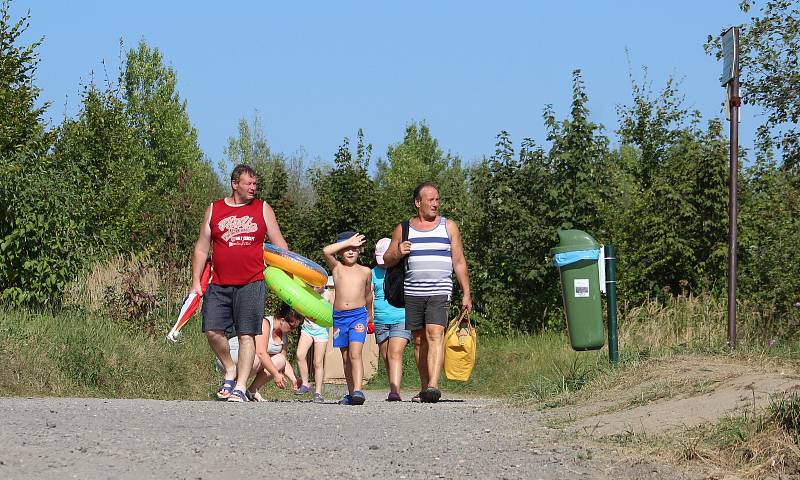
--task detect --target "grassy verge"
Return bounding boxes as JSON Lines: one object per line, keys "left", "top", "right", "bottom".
{"left": 526, "top": 290, "right": 800, "bottom": 479}
{"left": 0, "top": 307, "right": 218, "bottom": 400}
{"left": 4, "top": 292, "right": 795, "bottom": 402}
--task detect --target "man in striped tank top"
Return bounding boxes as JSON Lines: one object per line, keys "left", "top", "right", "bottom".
{"left": 382, "top": 182, "right": 472, "bottom": 403}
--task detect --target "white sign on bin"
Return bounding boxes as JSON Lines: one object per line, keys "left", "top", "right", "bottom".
{"left": 574, "top": 278, "right": 590, "bottom": 298}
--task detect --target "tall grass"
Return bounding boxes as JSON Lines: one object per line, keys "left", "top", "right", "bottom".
{"left": 1, "top": 303, "right": 608, "bottom": 401}
{"left": 618, "top": 293, "right": 800, "bottom": 353}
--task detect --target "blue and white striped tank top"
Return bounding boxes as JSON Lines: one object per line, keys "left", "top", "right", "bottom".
{"left": 405, "top": 217, "right": 452, "bottom": 297}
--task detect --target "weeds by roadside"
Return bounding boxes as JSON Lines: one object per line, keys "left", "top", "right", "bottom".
{"left": 63, "top": 253, "right": 188, "bottom": 337}
{"left": 619, "top": 292, "right": 800, "bottom": 352}
{"left": 610, "top": 393, "right": 800, "bottom": 479}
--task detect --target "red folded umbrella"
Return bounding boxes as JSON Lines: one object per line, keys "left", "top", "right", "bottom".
{"left": 166, "top": 259, "right": 212, "bottom": 343}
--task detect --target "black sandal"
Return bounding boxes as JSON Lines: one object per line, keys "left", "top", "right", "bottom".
{"left": 421, "top": 387, "right": 441, "bottom": 403}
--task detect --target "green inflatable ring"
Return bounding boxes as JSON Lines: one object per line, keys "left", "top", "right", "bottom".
{"left": 264, "top": 266, "right": 333, "bottom": 327}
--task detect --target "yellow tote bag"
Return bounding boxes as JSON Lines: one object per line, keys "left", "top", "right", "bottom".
{"left": 444, "top": 309, "right": 477, "bottom": 381}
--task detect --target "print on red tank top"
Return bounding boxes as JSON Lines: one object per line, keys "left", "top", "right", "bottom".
{"left": 209, "top": 198, "right": 267, "bottom": 285}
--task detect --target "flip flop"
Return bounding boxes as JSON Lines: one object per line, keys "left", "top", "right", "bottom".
{"left": 216, "top": 379, "right": 235, "bottom": 400}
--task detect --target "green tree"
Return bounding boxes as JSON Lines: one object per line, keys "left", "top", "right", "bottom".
{"left": 0, "top": 29, "right": 221, "bottom": 306}
{"left": 543, "top": 70, "right": 610, "bottom": 235}
{"left": 691, "top": 119, "right": 730, "bottom": 291}
{"left": 122, "top": 40, "right": 217, "bottom": 259}
{"left": 224, "top": 113, "right": 276, "bottom": 198}
{"left": 469, "top": 132, "right": 561, "bottom": 332}
{"left": 1, "top": 85, "right": 146, "bottom": 306}
{"left": 52, "top": 85, "right": 145, "bottom": 251}
{"left": 0, "top": 0, "right": 58, "bottom": 305}
{"left": 737, "top": 154, "right": 800, "bottom": 325}
{"left": 222, "top": 113, "right": 315, "bottom": 251}
{"left": 615, "top": 74, "right": 729, "bottom": 301}
{"left": 123, "top": 41, "right": 201, "bottom": 190}
{"left": 0, "top": 0, "right": 47, "bottom": 161}
{"left": 616, "top": 73, "right": 687, "bottom": 187}
{"left": 466, "top": 71, "right": 616, "bottom": 332}
{"left": 307, "top": 131, "right": 378, "bottom": 263}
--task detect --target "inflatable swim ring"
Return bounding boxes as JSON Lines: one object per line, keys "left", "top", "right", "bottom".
{"left": 263, "top": 243, "right": 328, "bottom": 288}
{"left": 264, "top": 266, "right": 333, "bottom": 327}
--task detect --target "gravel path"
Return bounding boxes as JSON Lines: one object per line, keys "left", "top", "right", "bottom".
{"left": 0, "top": 393, "right": 699, "bottom": 479}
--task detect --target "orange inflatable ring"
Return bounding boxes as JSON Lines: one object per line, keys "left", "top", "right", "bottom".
{"left": 262, "top": 243, "right": 328, "bottom": 288}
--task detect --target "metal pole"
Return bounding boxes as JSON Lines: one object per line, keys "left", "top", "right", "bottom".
{"left": 727, "top": 28, "right": 740, "bottom": 349}
{"left": 605, "top": 245, "right": 618, "bottom": 364}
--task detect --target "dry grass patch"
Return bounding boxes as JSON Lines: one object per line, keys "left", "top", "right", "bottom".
{"left": 538, "top": 356, "right": 745, "bottom": 421}
{"left": 63, "top": 253, "right": 193, "bottom": 337}
{"left": 64, "top": 253, "right": 164, "bottom": 311}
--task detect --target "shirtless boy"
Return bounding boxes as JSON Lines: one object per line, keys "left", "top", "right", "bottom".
{"left": 322, "top": 231, "right": 373, "bottom": 405}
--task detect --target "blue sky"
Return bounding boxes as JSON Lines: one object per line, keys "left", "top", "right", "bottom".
{"left": 17, "top": 1, "right": 754, "bottom": 167}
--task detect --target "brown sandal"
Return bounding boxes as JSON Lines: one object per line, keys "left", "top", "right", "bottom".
{"left": 411, "top": 393, "right": 423, "bottom": 403}
{"left": 247, "top": 390, "right": 265, "bottom": 402}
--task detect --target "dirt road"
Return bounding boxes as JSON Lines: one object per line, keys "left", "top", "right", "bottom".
{"left": 0, "top": 394, "right": 697, "bottom": 479}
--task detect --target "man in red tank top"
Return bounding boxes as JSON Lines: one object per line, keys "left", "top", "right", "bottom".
{"left": 191, "top": 164, "right": 289, "bottom": 402}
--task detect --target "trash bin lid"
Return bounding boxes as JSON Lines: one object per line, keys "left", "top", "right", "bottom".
{"left": 550, "top": 229, "right": 600, "bottom": 255}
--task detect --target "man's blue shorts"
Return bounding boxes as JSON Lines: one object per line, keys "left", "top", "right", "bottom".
{"left": 332, "top": 306, "right": 368, "bottom": 348}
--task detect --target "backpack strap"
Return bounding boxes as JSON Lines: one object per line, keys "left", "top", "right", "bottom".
{"left": 401, "top": 220, "right": 410, "bottom": 269}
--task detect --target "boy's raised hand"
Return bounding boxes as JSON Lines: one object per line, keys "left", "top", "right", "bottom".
{"left": 344, "top": 233, "right": 366, "bottom": 248}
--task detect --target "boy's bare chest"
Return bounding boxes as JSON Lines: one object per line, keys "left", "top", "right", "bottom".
{"left": 334, "top": 267, "right": 367, "bottom": 284}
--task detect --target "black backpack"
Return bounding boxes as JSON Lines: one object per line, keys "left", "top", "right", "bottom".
{"left": 384, "top": 220, "right": 409, "bottom": 308}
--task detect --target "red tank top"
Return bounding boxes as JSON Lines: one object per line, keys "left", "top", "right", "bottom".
{"left": 209, "top": 198, "right": 267, "bottom": 285}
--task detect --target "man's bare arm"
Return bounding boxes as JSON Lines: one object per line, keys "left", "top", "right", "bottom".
{"left": 263, "top": 202, "right": 288, "bottom": 249}
{"left": 191, "top": 204, "right": 213, "bottom": 295}
{"left": 448, "top": 219, "right": 472, "bottom": 313}
{"left": 381, "top": 223, "right": 409, "bottom": 268}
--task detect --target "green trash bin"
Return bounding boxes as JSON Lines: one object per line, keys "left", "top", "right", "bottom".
{"left": 551, "top": 229, "right": 605, "bottom": 351}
